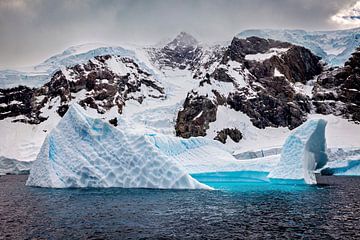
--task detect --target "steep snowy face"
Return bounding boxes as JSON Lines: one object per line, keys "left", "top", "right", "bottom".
{"left": 268, "top": 119, "right": 328, "bottom": 184}
{"left": 26, "top": 104, "right": 209, "bottom": 189}
{"left": 237, "top": 28, "right": 360, "bottom": 66}
{"left": 0, "top": 55, "right": 164, "bottom": 124}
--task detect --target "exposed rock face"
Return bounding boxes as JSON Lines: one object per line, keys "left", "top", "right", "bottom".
{"left": 223, "top": 37, "right": 322, "bottom": 84}
{"left": 237, "top": 28, "right": 360, "bottom": 66}
{"left": 214, "top": 128, "right": 243, "bottom": 143}
{"left": 176, "top": 92, "right": 217, "bottom": 138}
{"left": 227, "top": 90, "right": 311, "bottom": 129}
{"left": 223, "top": 36, "right": 292, "bottom": 63}
{"left": 176, "top": 37, "right": 321, "bottom": 139}
{"left": 0, "top": 55, "right": 164, "bottom": 124}
{"left": 0, "top": 86, "right": 48, "bottom": 124}
{"left": 313, "top": 47, "right": 360, "bottom": 122}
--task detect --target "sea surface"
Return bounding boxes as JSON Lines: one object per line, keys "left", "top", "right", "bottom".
{"left": 1, "top": 175, "right": 360, "bottom": 239}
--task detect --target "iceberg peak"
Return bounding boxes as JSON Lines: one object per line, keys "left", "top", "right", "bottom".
{"left": 268, "top": 119, "right": 328, "bottom": 184}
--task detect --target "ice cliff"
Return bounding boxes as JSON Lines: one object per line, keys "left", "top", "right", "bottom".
{"left": 268, "top": 119, "right": 328, "bottom": 184}
{"left": 26, "top": 104, "right": 211, "bottom": 189}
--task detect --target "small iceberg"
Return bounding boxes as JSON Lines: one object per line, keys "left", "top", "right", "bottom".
{"left": 322, "top": 160, "right": 360, "bottom": 176}
{"left": 0, "top": 157, "right": 32, "bottom": 175}
{"left": 268, "top": 119, "right": 328, "bottom": 184}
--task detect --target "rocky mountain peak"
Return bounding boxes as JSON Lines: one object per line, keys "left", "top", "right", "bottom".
{"left": 166, "top": 32, "right": 198, "bottom": 49}
{"left": 149, "top": 32, "right": 202, "bottom": 70}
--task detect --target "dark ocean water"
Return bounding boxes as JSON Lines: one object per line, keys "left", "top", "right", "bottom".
{"left": 1, "top": 175, "right": 360, "bottom": 239}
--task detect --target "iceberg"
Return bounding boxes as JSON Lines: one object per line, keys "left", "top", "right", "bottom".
{"left": 26, "top": 104, "right": 210, "bottom": 189}
{"left": 268, "top": 119, "right": 328, "bottom": 184}
{"left": 0, "top": 157, "right": 32, "bottom": 175}
{"left": 322, "top": 159, "right": 360, "bottom": 176}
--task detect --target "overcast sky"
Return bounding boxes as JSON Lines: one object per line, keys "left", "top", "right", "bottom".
{"left": 0, "top": 0, "right": 359, "bottom": 68}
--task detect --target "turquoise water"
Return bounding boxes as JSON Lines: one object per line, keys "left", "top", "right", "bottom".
{"left": 191, "top": 171, "right": 307, "bottom": 191}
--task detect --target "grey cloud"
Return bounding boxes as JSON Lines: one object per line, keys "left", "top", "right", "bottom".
{"left": 0, "top": 0, "right": 358, "bottom": 68}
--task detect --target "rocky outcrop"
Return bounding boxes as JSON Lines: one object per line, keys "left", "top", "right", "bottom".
{"left": 176, "top": 92, "right": 217, "bottom": 138}
{"left": 0, "top": 55, "right": 164, "bottom": 124}
{"left": 243, "top": 46, "right": 322, "bottom": 84}
{"left": 176, "top": 37, "right": 322, "bottom": 138}
{"left": 214, "top": 128, "right": 243, "bottom": 143}
{"left": 313, "top": 47, "right": 360, "bottom": 122}
{"left": 0, "top": 86, "right": 50, "bottom": 124}
{"left": 223, "top": 36, "right": 292, "bottom": 63}
{"left": 227, "top": 90, "right": 311, "bottom": 129}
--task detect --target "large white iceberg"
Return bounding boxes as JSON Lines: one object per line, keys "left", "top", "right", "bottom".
{"left": 268, "top": 119, "right": 328, "bottom": 184}
{"left": 26, "top": 104, "right": 211, "bottom": 189}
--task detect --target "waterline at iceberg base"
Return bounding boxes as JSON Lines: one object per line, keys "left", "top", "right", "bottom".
{"left": 26, "top": 104, "right": 329, "bottom": 190}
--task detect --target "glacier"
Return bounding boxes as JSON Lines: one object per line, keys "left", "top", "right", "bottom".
{"left": 268, "top": 119, "right": 328, "bottom": 184}
{"left": 237, "top": 28, "right": 360, "bottom": 66}
{"left": 26, "top": 104, "right": 211, "bottom": 189}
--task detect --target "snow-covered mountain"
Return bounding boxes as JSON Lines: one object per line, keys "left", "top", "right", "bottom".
{"left": 0, "top": 32, "right": 359, "bottom": 164}
{"left": 237, "top": 27, "right": 360, "bottom": 66}
{"left": 0, "top": 43, "right": 149, "bottom": 89}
